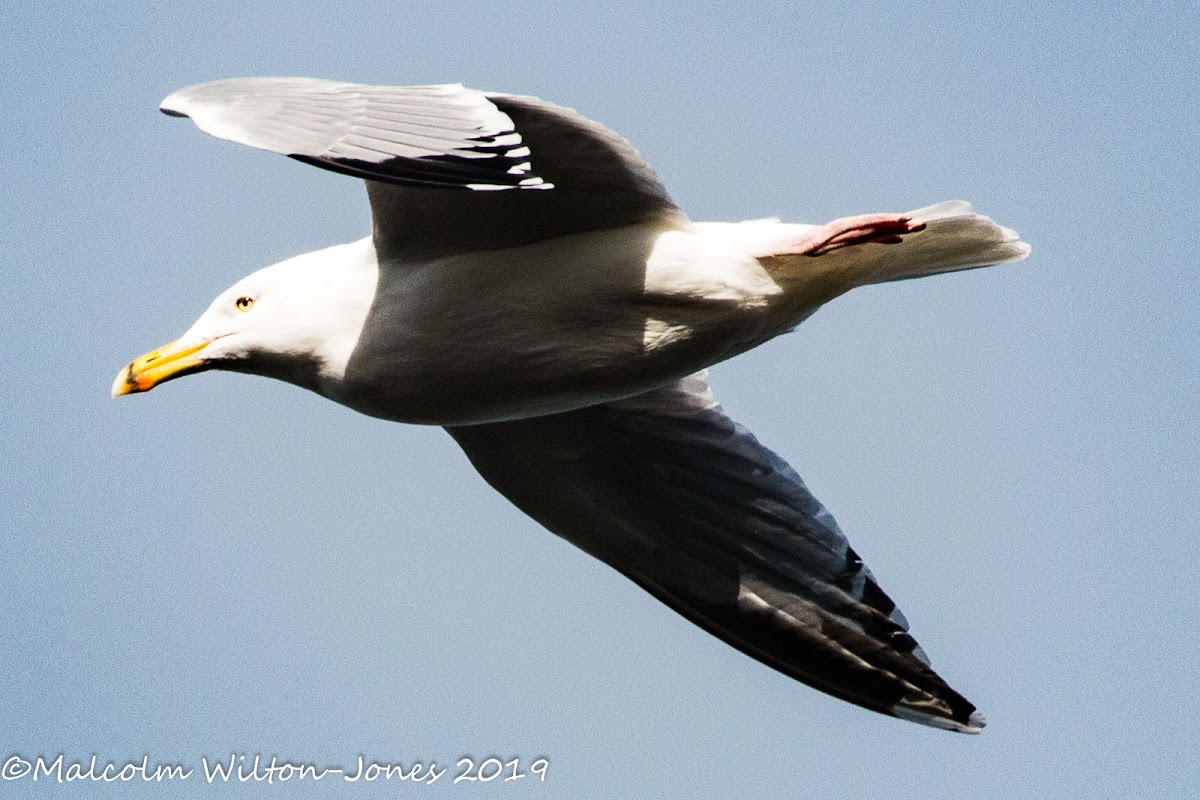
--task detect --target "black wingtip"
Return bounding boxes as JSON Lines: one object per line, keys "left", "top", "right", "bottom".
{"left": 160, "top": 107, "right": 188, "bottom": 117}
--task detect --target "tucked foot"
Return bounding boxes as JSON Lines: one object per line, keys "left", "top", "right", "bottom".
{"left": 756, "top": 213, "right": 927, "bottom": 258}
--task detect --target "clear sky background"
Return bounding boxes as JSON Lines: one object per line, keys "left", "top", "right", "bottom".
{"left": 2, "top": 1, "right": 1196, "bottom": 797}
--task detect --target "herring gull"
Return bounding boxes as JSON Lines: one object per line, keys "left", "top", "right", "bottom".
{"left": 113, "top": 78, "right": 1030, "bottom": 733}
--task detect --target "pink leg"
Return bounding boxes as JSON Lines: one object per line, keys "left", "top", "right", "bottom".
{"left": 754, "top": 213, "right": 926, "bottom": 258}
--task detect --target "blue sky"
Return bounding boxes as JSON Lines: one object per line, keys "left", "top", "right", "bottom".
{"left": 2, "top": 1, "right": 1197, "bottom": 797}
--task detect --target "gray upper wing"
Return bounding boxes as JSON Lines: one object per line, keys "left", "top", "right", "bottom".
{"left": 446, "top": 373, "right": 985, "bottom": 733}
{"left": 160, "top": 77, "right": 686, "bottom": 259}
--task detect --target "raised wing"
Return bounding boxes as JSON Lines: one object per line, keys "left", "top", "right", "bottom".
{"left": 160, "top": 77, "right": 686, "bottom": 259}
{"left": 446, "top": 373, "right": 985, "bottom": 733}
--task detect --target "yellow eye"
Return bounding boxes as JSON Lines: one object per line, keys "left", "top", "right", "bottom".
{"left": 234, "top": 296, "right": 255, "bottom": 312}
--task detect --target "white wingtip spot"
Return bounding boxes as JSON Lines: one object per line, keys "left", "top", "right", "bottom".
{"left": 892, "top": 705, "right": 986, "bottom": 734}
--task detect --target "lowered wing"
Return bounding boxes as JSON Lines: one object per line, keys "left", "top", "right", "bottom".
{"left": 446, "top": 373, "right": 984, "bottom": 733}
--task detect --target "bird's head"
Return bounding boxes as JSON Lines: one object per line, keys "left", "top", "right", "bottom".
{"left": 112, "top": 239, "right": 377, "bottom": 397}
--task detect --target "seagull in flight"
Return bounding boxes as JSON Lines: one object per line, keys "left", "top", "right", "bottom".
{"left": 114, "top": 78, "right": 1030, "bottom": 733}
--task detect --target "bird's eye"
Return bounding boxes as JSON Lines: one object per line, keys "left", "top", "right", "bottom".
{"left": 234, "top": 296, "right": 255, "bottom": 312}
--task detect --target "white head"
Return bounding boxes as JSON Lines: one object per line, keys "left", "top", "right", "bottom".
{"left": 113, "top": 238, "right": 377, "bottom": 398}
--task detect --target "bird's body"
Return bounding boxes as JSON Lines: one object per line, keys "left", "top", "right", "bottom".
{"left": 340, "top": 221, "right": 728, "bottom": 424}
{"left": 200, "top": 210, "right": 1008, "bottom": 426}
{"left": 115, "top": 77, "right": 1030, "bottom": 733}
{"left": 287, "top": 221, "right": 806, "bottom": 423}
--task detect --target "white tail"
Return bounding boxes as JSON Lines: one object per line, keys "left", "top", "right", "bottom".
{"left": 857, "top": 200, "right": 1031, "bottom": 285}
{"left": 754, "top": 200, "right": 1030, "bottom": 296}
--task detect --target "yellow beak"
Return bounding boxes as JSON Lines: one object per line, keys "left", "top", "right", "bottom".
{"left": 111, "top": 339, "right": 211, "bottom": 397}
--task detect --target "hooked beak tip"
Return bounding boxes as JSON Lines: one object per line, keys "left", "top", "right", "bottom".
{"left": 111, "top": 364, "right": 138, "bottom": 398}
{"left": 111, "top": 338, "right": 211, "bottom": 398}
